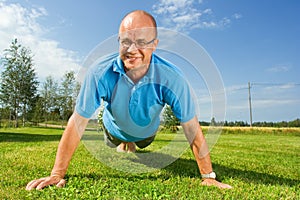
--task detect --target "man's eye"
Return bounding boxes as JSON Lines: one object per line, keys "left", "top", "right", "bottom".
{"left": 121, "top": 40, "right": 131, "bottom": 46}
{"left": 136, "top": 41, "right": 146, "bottom": 46}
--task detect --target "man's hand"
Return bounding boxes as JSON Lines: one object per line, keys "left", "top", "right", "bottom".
{"left": 201, "top": 178, "right": 232, "bottom": 189}
{"left": 26, "top": 176, "right": 66, "bottom": 190}
{"left": 25, "top": 112, "right": 87, "bottom": 191}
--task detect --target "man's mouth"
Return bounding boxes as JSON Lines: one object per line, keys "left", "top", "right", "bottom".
{"left": 125, "top": 55, "right": 142, "bottom": 62}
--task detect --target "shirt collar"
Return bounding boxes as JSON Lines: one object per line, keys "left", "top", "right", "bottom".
{"left": 113, "top": 55, "right": 126, "bottom": 75}
{"left": 147, "top": 54, "right": 155, "bottom": 80}
{"left": 113, "top": 54, "right": 156, "bottom": 82}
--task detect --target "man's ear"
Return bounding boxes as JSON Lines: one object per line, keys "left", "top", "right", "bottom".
{"left": 152, "top": 39, "right": 159, "bottom": 51}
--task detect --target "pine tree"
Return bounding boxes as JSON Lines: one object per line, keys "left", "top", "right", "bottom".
{"left": 0, "top": 39, "right": 38, "bottom": 127}
{"left": 163, "top": 105, "right": 179, "bottom": 132}
{"left": 59, "top": 71, "right": 78, "bottom": 121}
{"left": 39, "top": 76, "right": 60, "bottom": 124}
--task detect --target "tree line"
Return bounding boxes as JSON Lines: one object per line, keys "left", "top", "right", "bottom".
{"left": 0, "top": 39, "right": 80, "bottom": 127}
{"left": 200, "top": 117, "right": 300, "bottom": 128}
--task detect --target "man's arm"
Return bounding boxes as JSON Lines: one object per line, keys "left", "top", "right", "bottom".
{"left": 181, "top": 116, "right": 232, "bottom": 189}
{"left": 26, "top": 112, "right": 89, "bottom": 190}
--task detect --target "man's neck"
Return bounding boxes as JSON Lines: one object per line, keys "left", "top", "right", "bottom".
{"left": 125, "top": 64, "right": 149, "bottom": 84}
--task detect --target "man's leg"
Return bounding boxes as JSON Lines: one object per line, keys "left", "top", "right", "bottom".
{"left": 104, "top": 128, "right": 155, "bottom": 152}
{"left": 126, "top": 142, "right": 136, "bottom": 153}
{"left": 103, "top": 129, "right": 122, "bottom": 148}
{"left": 103, "top": 129, "right": 136, "bottom": 152}
{"left": 135, "top": 134, "right": 156, "bottom": 149}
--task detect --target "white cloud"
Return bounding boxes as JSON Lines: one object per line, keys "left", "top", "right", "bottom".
{"left": 225, "top": 84, "right": 248, "bottom": 94}
{"left": 266, "top": 65, "right": 290, "bottom": 73}
{"left": 253, "top": 99, "right": 300, "bottom": 108}
{"left": 152, "top": 0, "right": 238, "bottom": 33}
{"left": 260, "top": 83, "right": 297, "bottom": 91}
{"left": 0, "top": 1, "right": 80, "bottom": 82}
{"left": 232, "top": 13, "right": 242, "bottom": 19}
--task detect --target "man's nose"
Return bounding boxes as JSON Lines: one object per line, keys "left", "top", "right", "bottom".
{"left": 127, "top": 43, "right": 138, "bottom": 52}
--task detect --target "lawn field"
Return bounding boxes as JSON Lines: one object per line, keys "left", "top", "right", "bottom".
{"left": 0, "top": 127, "right": 299, "bottom": 199}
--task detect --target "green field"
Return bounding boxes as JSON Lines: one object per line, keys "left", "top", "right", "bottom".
{"left": 0, "top": 127, "right": 299, "bottom": 199}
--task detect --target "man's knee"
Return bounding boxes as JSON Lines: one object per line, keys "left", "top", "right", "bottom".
{"left": 135, "top": 135, "right": 156, "bottom": 148}
{"left": 103, "top": 129, "right": 122, "bottom": 148}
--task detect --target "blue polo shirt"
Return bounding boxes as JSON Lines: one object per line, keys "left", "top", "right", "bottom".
{"left": 76, "top": 53, "right": 195, "bottom": 142}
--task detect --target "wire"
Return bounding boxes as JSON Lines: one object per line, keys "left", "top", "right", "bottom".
{"left": 252, "top": 82, "right": 300, "bottom": 86}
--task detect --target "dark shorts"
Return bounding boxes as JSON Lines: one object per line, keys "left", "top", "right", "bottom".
{"left": 104, "top": 128, "right": 156, "bottom": 149}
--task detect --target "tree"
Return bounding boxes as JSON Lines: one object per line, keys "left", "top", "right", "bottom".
{"left": 210, "top": 117, "right": 217, "bottom": 126}
{"left": 288, "top": 118, "right": 300, "bottom": 127}
{"left": 97, "top": 103, "right": 104, "bottom": 131}
{"left": 31, "top": 95, "right": 44, "bottom": 125}
{"left": 58, "top": 71, "right": 79, "bottom": 121}
{"left": 39, "top": 76, "right": 60, "bottom": 124}
{"left": 162, "top": 105, "right": 179, "bottom": 132}
{"left": 0, "top": 39, "right": 38, "bottom": 127}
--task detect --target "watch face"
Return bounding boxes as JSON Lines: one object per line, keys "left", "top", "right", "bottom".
{"left": 210, "top": 172, "right": 216, "bottom": 179}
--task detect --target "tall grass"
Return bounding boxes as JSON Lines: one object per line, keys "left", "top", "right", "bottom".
{"left": 0, "top": 127, "right": 299, "bottom": 199}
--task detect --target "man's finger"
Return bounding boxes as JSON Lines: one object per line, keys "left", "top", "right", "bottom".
{"left": 221, "top": 183, "right": 233, "bottom": 189}
{"left": 56, "top": 179, "right": 66, "bottom": 188}
{"left": 26, "top": 176, "right": 64, "bottom": 190}
{"left": 35, "top": 176, "right": 61, "bottom": 190}
{"left": 26, "top": 178, "right": 46, "bottom": 191}
{"left": 201, "top": 179, "right": 233, "bottom": 189}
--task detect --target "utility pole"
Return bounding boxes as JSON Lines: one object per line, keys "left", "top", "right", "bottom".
{"left": 248, "top": 82, "right": 253, "bottom": 127}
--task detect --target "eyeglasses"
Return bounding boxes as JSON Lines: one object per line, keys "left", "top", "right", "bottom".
{"left": 118, "top": 38, "right": 156, "bottom": 49}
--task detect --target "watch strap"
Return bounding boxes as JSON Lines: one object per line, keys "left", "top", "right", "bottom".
{"left": 201, "top": 171, "right": 216, "bottom": 179}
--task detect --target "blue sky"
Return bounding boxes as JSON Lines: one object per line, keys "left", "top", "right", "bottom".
{"left": 0, "top": 0, "right": 299, "bottom": 122}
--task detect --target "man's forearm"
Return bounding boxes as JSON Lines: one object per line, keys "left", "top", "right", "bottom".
{"left": 51, "top": 127, "right": 81, "bottom": 178}
{"left": 182, "top": 116, "right": 213, "bottom": 175}
{"left": 190, "top": 131, "right": 213, "bottom": 174}
{"left": 51, "top": 112, "right": 88, "bottom": 178}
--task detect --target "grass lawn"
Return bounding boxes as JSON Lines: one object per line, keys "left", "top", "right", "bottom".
{"left": 0, "top": 127, "right": 299, "bottom": 199}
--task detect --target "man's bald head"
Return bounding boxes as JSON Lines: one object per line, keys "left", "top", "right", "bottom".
{"left": 119, "top": 10, "right": 157, "bottom": 38}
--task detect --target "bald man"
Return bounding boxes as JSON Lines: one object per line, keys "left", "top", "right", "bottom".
{"left": 26, "top": 10, "right": 232, "bottom": 190}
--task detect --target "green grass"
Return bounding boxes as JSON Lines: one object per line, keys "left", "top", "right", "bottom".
{"left": 0, "top": 127, "right": 299, "bottom": 199}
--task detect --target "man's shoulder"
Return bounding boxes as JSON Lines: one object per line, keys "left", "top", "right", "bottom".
{"left": 90, "top": 53, "right": 119, "bottom": 74}
{"left": 152, "top": 54, "right": 184, "bottom": 77}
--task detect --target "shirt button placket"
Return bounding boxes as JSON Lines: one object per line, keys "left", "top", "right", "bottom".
{"left": 131, "top": 85, "right": 139, "bottom": 105}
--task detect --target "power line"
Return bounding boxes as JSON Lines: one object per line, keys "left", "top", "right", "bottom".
{"left": 251, "top": 82, "right": 300, "bottom": 86}
{"left": 247, "top": 81, "right": 300, "bottom": 126}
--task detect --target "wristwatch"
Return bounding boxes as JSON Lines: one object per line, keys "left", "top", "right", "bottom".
{"left": 201, "top": 171, "right": 216, "bottom": 179}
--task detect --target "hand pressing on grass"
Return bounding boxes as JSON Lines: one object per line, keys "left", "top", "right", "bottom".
{"left": 182, "top": 117, "right": 232, "bottom": 190}
{"left": 201, "top": 178, "right": 233, "bottom": 189}
{"left": 26, "top": 113, "right": 84, "bottom": 191}
{"left": 26, "top": 175, "right": 66, "bottom": 190}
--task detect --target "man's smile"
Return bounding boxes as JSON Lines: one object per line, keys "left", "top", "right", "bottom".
{"left": 124, "top": 54, "right": 143, "bottom": 63}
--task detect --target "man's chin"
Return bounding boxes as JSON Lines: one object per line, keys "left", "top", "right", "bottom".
{"left": 124, "top": 63, "right": 147, "bottom": 71}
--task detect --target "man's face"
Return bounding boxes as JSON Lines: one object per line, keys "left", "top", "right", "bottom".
{"left": 119, "top": 27, "right": 158, "bottom": 72}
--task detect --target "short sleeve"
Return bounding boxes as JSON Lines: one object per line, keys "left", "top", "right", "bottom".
{"left": 75, "top": 53, "right": 119, "bottom": 118}
{"left": 164, "top": 78, "right": 196, "bottom": 123}
{"left": 75, "top": 69, "right": 103, "bottom": 119}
